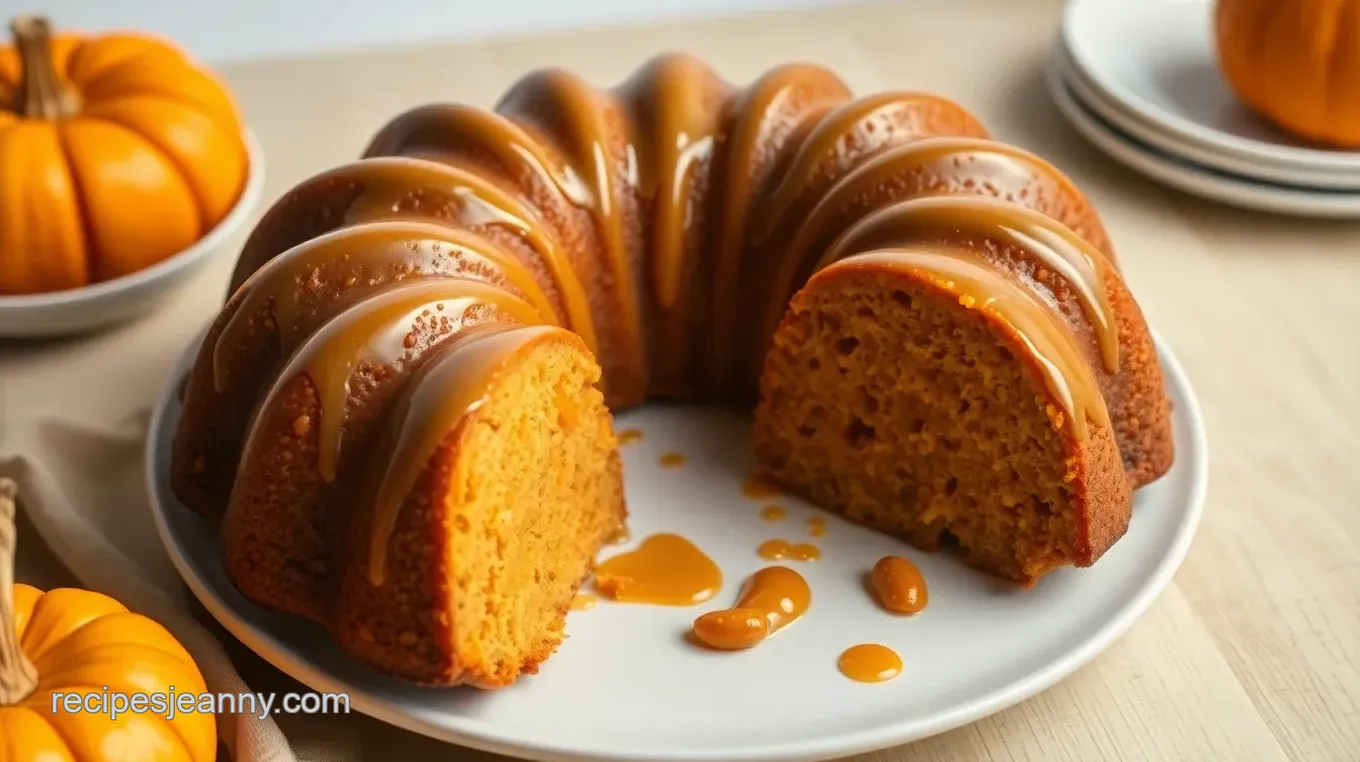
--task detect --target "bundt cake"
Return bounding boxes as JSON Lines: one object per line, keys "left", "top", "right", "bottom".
{"left": 171, "top": 53, "right": 1173, "bottom": 685}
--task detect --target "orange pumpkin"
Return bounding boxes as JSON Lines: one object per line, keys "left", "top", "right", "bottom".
{"left": 0, "top": 479, "right": 217, "bottom": 761}
{"left": 1215, "top": 0, "right": 1360, "bottom": 147}
{"left": 0, "top": 16, "right": 247, "bottom": 296}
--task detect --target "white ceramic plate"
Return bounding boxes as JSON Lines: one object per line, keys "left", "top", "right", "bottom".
{"left": 1061, "top": 0, "right": 1360, "bottom": 174}
{"left": 1053, "top": 41, "right": 1360, "bottom": 191}
{"left": 0, "top": 131, "right": 265, "bottom": 338}
{"left": 1047, "top": 55, "right": 1360, "bottom": 218}
{"left": 147, "top": 330, "right": 1207, "bottom": 762}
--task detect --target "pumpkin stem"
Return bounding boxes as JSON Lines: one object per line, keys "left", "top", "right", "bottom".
{"left": 9, "top": 15, "right": 80, "bottom": 119}
{"left": 0, "top": 478, "right": 39, "bottom": 705}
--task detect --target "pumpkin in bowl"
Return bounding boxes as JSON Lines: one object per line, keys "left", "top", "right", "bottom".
{"left": 0, "top": 15, "right": 248, "bottom": 296}
{"left": 0, "top": 479, "right": 217, "bottom": 760}
{"left": 1215, "top": 0, "right": 1360, "bottom": 148}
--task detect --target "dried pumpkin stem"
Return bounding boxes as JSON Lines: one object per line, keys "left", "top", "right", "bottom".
{"left": 9, "top": 15, "right": 80, "bottom": 119}
{"left": 0, "top": 478, "right": 39, "bottom": 705}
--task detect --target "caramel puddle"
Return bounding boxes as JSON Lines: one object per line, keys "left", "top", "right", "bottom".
{"left": 869, "top": 555, "right": 928, "bottom": 615}
{"left": 838, "top": 643, "right": 902, "bottom": 683}
{"left": 691, "top": 566, "right": 811, "bottom": 650}
{"left": 757, "top": 539, "right": 821, "bottom": 562}
{"left": 806, "top": 516, "right": 827, "bottom": 537}
{"left": 659, "top": 452, "right": 686, "bottom": 468}
{"left": 742, "top": 474, "right": 782, "bottom": 499}
{"left": 759, "top": 505, "right": 787, "bottom": 521}
{"left": 593, "top": 533, "right": 721, "bottom": 605}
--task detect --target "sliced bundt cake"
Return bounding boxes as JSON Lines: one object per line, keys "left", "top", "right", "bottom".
{"left": 172, "top": 53, "right": 1173, "bottom": 686}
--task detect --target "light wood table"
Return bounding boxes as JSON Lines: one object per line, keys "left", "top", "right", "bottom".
{"left": 10, "top": 0, "right": 1359, "bottom": 759}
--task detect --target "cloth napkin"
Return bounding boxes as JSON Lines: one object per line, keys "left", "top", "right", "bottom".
{"left": 0, "top": 255, "right": 374, "bottom": 762}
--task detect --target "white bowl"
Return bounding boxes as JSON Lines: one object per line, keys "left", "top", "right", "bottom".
{"left": 0, "top": 130, "right": 265, "bottom": 338}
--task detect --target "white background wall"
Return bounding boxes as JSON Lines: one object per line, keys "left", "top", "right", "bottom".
{"left": 15, "top": 0, "right": 850, "bottom": 63}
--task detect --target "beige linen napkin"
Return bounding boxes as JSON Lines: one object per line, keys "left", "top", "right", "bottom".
{"left": 0, "top": 257, "right": 363, "bottom": 762}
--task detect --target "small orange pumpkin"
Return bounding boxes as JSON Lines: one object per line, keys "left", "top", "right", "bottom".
{"left": 0, "top": 479, "right": 217, "bottom": 761}
{"left": 1215, "top": 0, "right": 1360, "bottom": 147}
{"left": 0, "top": 16, "right": 247, "bottom": 296}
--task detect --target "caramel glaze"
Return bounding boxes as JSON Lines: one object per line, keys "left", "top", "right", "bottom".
{"left": 833, "top": 248, "right": 1109, "bottom": 438}
{"left": 341, "top": 157, "right": 597, "bottom": 352}
{"left": 570, "top": 593, "right": 597, "bottom": 611}
{"left": 759, "top": 505, "right": 786, "bottom": 521}
{"left": 659, "top": 452, "right": 687, "bottom": 468}
{"left": 366, "top": 324, "right": 563, "bottom": 585}
{"left": 215, "top": 220, "right": 555, "bottom": 391}
{"left": 752, "top": 92, "right": 990, "bottom": 245}
{"left": 196, "top": 53, "right": 1142, "bottom": 593}
{"left": 691, "top": 566, "right": 811, "bottom": 650}
{"left": 617, "top": 428, "right": 644, "bottom": 445}
{"left": 818, "top": 196, "right": 1120, "bottom": 373}
{"left": 807, "top": 516, "right": 827, "bottom": 538}
{"left": 254, "top": 279, "right": 545, "bottom": 483}
{"left": 742, "top": 474, "right": 783, "bottom": 500}
{"left": 593, "top": 533, "right": 722, "bottom": 605}
{"left": 757, "top": 539, "right": 821, "bottom": 562}
{"left": 707, "top": 64, "right": 853, "bottom": 394}
{"left": 838, "top": 644, "right": 902, "bottom": 683}
{"left": 755, "top": 137, "right": 1116, "bottom": 379}
{"left": 496, "top": 69, "right": 644, "bottom": 398}
{"left": 869, "top": 555, "right": 928, "bottom": 615}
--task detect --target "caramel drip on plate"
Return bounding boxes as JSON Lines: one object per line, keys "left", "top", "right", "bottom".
{"left": 869, "top": 555, "right": 928, "bottom": 615}
{"left": 498, "top": 70, "right": 643, "bottom": 385}
{"left": 753, "top": 92, "right": 988, "bottom": 244}
{"left": 213, "top": 220, "right": 554, "bottom": 391}
{"left": 616, "top": 53, "right": 724, "bottom": 308}
{"left": 339, "top": 156, "right": 597, "bottom": 353}
{"left": 835, "top": 248, "right": 1109, "bottom": 438}
{"left": 570, "top": 593, "right": 597, "bottom": 611}
{"left": 593, "top": 533, "right": 722, "bottom": 605}
{"left": 757, "top": 539, "right": 820, "bottom": 562}
{"left": 617, "top": 428, "right": 643, "bottom": 444}
{"left": 365, "top": 104, "right": 593, "bottom": 206}
{"left": 838, "top": 644, "right": 902, "bottom": 683}
{"left": 367, "top": 324, "right": 562, "bottom": 585}
{"left": 268, "top": 279, "right": 545, "bottom": 483}
{"left": 806, "top": 516, "right": 827, "bottom": 537}
{"left": 759, "top": 505, "right": 786, "bottom": 521}
{"left": 741, "top": 474, "right": 783, "bottom": 500}
{"left": 659, "top": 452, "right": 687, "bottom": 468}
{"left": 708, "top": 63, "right": 851, "bottom": 391}
{"left": 821, "top": 196, "right": 1118, "bottom": 372}
{"left": 691, "top": 566, "right": 811, "bottom": 650}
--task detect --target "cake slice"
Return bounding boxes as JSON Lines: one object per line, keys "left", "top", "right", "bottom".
{"left": 333, "top": 324, "right": 625, "bottom": 686}
{"left": 753, "top": 248, "right": 1131, "bottom": 585}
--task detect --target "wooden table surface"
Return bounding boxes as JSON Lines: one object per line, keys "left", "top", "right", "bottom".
{"left": 11, "top": 0, "right": 1360, "bottom": 759}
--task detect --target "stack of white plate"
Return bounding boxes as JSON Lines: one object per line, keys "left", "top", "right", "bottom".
{"left": 1052, "top": 0, "right": 1360, "bottom": 217}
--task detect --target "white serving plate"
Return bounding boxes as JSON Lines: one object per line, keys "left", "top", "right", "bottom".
{"left": 147, "top": 330, "right": 1207, "bottom": 762}
{"left": 1048, "top": 55, "right": 1360, "bottom": 218}
{"left": 1061, "top": 0, "right": 1360, "bottom": 174}
{"left": 0, "top": 131, "right": 265, "bottom": 338}
{"left": 1053, "top": 41, "right": 1360, "bottom": 191}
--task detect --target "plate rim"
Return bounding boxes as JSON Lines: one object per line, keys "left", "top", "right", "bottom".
{"left": 146, "top": 327, "right": 1209, "bottom": 762}
{"left": 1061, "top": 0, "right": 1360, "bottom": 171}
{"left": 1046, "top": 53, "right": 1360, "bottom": 218}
